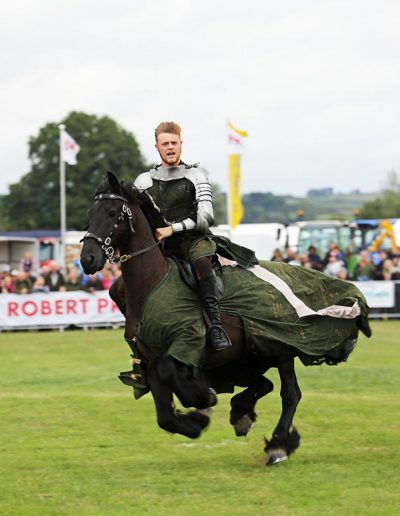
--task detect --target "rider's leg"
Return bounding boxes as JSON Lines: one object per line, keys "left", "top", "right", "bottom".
{"left": 195, "top": 256, "right": 231, "bottom": 351}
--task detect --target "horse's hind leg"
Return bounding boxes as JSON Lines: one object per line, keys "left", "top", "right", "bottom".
{"left": 230, "top": 375, "right": 274, "bottom": 436}
{"left": 147, "top": 363, "right": 210, "bottom": 439}
{"left": 265, "top": 358, "right": 301, "bottom": 465}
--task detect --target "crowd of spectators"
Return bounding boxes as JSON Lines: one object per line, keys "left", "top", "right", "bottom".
{"left": 0, "top": 252, "right": 121, "bottom": 295}
{"left": 270, "top": 243, "right": 400, "bottom": 281}
{"left": 2, "top": 244, "right": 400, "bottom": 295}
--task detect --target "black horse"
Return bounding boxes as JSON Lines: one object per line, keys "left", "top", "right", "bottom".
{"left": 80, "top": 171, "right": 371, "bottom": 465}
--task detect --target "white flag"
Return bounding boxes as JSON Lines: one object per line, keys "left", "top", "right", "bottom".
{"left": 61, "top": 130, "right": 80, "bottom": 165}
{"left": 227, "top": 120, "right": 248, "bottom": 154}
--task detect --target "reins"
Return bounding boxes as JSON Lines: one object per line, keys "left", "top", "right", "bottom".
{"left": 118, "top": 240, "right": 163, "bottom": 263}
{"left": 81, "top": 191, "right": 162, "bottom": 264}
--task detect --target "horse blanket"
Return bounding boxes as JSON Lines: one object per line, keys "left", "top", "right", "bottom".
{"left": 135, "top": 259, "right": 370, "bottom": 367}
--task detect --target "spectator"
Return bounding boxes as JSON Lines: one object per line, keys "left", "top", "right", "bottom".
{"left": 307, "top": 246, "right": 323, "bottom": 270}
{"left": 113, "top": 268, "right": 122, "bottom": 281}
{"left": 32, "top": 276, "right": 50, "bottom": 293}
{"left": 20, "top": 251, "right": 35, "bottom": 277}
{"left": 270, "top": 248, "right": 285, "bottom": 262}
{"left": 390, "top": 255, "right": 400, "bottom": 280}
{"left": 324, "top": 252, "right": 347, "bottom": 278}
{"left": 110, "top": 263, "right": 121, "bottom": 276}
{"left": 101, "top": 267, "right": 114, "bottom": 289}
{"left": 352, "top": 250, "right": 376, "bottom": 281}
{"left": 284, "top": 248, "right": 301, "bottom": 266}
{"left": 0, "top": 272, "right": 14, "bottom": 293}
{"left": 297, "top": 254, "right": 309, "bottom": 267}
{"left": 83, "top": 273, "right": 104, "bottom": 293}
{"left": 71, "top": 251, "right": 85, "bottom": 276}
{"left": 65, "top": 267, "right": 82, "bottom": 291}
{"left": 337, "top": 268, "right": 349, "bottom": 281}
{"left": 323, "top": 242, "right": 345, "bottom": 266}
{"left": 14, "top": 271, "right": 33, "bottom": 294}
{"left": 374, "top": 251, "right": 391, "bottom": 280}
{"left": 0, "top": 281, "right": 9, "bottom": 294}
{"left": 381, "top": 258, "right": 395, "bottom": 280}
{"left": 43, "top": 260, "right": 66, "bottom": 292}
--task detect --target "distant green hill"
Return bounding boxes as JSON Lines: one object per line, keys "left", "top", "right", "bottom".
{"left": 213, "top": 189, "right": 378, "bottom": 225}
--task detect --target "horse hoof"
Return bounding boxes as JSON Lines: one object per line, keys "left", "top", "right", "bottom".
{"left": 198, "top": 407, "right": 213, "bottom": 417}
{"left": 208, "top": 388, "right": 218, "bottom": 408}
{"left": 233, "top": 414, "right": 255, "bottom": 437}
{"left": 186, "top": 410, "right": 210, "bottom": 430}
{"left": 266, "top": 448, "right": 288, "bottom": 466}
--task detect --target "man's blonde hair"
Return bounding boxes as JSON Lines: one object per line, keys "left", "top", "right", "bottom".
{"left": 155, "top": 121, "right": 181, "bottom": 141}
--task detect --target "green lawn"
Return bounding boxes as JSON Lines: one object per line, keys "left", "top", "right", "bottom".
{"left": 0, "top": 322, "right": 399, "bottom": 515}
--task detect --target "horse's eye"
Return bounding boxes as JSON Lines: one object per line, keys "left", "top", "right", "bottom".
{"left": 109, "top": 210, "right": 117, "bottom": 217}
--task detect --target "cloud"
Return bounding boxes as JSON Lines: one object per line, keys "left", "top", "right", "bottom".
{"left": 1, "top": 0, "right": 400, "bottom": 197}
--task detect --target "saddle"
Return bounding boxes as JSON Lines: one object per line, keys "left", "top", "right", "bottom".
{"left": 171, "top": 255, "right": 223, "bottom": 295}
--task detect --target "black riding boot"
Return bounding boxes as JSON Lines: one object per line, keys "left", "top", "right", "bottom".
{"left": 198, "top": 272, "right": 231, "bottom": 351}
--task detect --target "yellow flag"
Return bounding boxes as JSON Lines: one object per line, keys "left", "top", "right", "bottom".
{"left": 228, "top": 121, "right": 247, "bottom": 228}
{"left": 229, "top": 154, "right": 244, "bottom": 228}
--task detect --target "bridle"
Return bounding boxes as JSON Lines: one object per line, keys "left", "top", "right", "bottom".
{"left": 81, "top": 192, "right": 162, "bottom": 264}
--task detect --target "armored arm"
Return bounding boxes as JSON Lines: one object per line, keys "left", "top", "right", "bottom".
{"left": 171, "top": 169, "right": 214, "bottom": 234}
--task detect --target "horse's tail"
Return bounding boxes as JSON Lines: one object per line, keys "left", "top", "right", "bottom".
{"left": 356, "top": 312, "right": 372, "bottom": 338}
{"left": 323, "top": 337, "right": 358, "bottom": 366}
{"left": 298, "top": 334, "right": 358, "bottom": 367}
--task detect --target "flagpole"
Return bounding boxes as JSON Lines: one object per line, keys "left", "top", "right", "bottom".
{"left": 58, "top": 124, "right": 66, "bottom": 271}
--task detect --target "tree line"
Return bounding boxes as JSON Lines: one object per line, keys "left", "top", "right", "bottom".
{"left": 0, "top": 112, "right": 399, "bottom": 231}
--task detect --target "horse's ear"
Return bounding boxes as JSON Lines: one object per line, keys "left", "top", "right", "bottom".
{"left": 120, "top": 180, "right": 135, "bottom": 201}
{"left": 107, "top": 170, "right": 121, "bottom": 193}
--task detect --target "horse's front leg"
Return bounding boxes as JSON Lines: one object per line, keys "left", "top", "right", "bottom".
{"left": 147, "top": 362, "right": 210, "bottom": 439}
{"left": 265, "top": 358, "right": 301, "bottom": 465}
{"left": 109, "top": 276, "right": 126, "bottom": 316}
{"left": 230, "top": 375, "right": 274, "bottom": 436}
{"left": 156, "top": 355, "right": 217, "bottom": 410}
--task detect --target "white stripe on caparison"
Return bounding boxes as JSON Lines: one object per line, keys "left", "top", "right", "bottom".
{"left": 247, "top": 265, "right": 360, "bottom": 319}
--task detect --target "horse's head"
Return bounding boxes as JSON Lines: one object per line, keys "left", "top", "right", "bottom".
{"left": 80, "top": 171, "right": 138, "bottom": 274}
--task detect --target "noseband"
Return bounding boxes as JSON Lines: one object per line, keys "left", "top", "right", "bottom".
{"left": 82, "top": 192, "right": 162, "bottom": 263}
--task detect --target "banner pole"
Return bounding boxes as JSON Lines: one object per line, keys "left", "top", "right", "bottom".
{"left": 227, "top": 155, "right": 233, "bottom": 228}
{"left": 58, "top": 124, "right": 66, "bottom": 271}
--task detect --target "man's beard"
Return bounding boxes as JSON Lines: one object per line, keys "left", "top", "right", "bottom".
{"left": 164, "top": 153, "right": 181, "bottom": 166}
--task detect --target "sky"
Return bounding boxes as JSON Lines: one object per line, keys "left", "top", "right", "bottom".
{"left": 1, "top": 0, "right": 400, "bottom": 197}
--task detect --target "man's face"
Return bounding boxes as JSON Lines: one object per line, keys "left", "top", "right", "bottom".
{"left": 155, "top": 132, "right": 182, "bottom": 167}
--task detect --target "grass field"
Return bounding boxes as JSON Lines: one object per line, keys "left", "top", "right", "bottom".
{"left": 0, "top": 322, "right": 399, "bottom": 515}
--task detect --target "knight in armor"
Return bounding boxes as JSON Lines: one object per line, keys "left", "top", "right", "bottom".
{"left": 134, "top": 121, "right": 231, "bottom": 351}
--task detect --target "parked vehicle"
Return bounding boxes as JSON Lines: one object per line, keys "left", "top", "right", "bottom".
{"left": 212, "top": 223, "right": 287, "bottom": 260}
{"left": 286, "top": 220, "right": 352, "bottom": 256}
{"left": 0, "top": 236, "right": 39, "bottom": 273}
{"left": 349, "top": 219, "right": 399, "bottom": 253}
{"left": 0, "top": 230, "right": 85, "bottom": 270}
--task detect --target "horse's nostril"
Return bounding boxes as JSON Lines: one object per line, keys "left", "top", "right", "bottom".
{"left": 80, "top": 254, "right": 96, "bottom": 272}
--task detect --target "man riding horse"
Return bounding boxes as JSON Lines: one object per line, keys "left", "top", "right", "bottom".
{"left": 134, "top": 121, "right": 231, "bottom": 352}
{"left": 81, "top": 169, "right": 371, "bottom": 463}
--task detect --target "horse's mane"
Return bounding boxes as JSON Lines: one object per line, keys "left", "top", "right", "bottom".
{"left": 95, "top": 172, "right": 164, "bottom": 231}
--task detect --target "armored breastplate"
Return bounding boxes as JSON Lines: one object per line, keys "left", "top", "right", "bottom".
{"left": 147, "top": 177, "right": 196, "bottom": 224}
